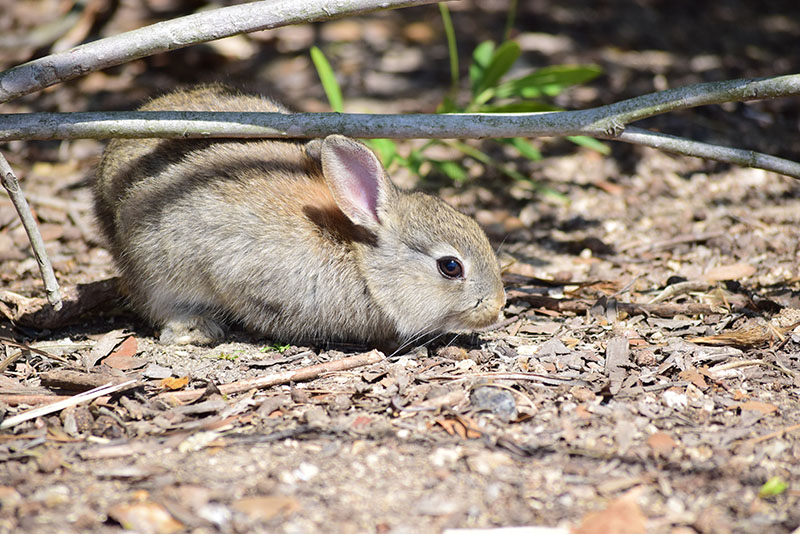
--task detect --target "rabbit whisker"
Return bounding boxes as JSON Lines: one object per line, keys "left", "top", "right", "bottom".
{"left": 390, "top": 327, "right": 439, "bottom": 357}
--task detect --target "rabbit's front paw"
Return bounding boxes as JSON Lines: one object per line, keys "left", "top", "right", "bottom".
{"left": 159, "top": 316, "right": 224, "bottom": 345}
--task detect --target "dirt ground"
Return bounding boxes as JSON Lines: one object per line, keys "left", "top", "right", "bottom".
{"left": 1, "top": 1, "right": 800, "bottom": 533}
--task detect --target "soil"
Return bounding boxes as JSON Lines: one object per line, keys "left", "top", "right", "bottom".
{"left": 1, "top": 1, "right": 800, "bottom": 533}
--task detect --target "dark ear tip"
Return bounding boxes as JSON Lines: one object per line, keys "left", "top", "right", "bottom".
{"left": 321, "top": 135, "right": 369, "bottom": 154}
{"left": 305, "top": 138, "right": 323, "bottom": 160}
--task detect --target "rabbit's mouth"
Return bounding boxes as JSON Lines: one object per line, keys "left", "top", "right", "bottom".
{"left": 449, "top": 289, "right": 506, "bottom": 332}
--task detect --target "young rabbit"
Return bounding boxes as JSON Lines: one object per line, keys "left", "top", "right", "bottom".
{"left": 94, "top": 84, "right": 505, "bottom": 347}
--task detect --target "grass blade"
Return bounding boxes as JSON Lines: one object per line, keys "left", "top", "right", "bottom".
{"left": 310, "top": 46, "right": 344, "bottom": 113}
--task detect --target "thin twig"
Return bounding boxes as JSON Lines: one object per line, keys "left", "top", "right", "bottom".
{"left": 0, "top": 394, "right": 73, "bottom": 406}
{"left": 608, "top": 127, "right": 800, "bottom": 178}
{"left": 507, "top": 292, "right": 747, "bottom": 318}
{"left": 746, "top": 423, "right": 800, "bottom": 445}
{"left": 0, "top": 152, "right": 61, "bottom": 309}
{"left": 158, "top": 350, "right": 385, "bottom": 404}
{"left": 0, "top": 379, "right": 137, "bottom": 429}
{"left": 620, "top": 230, "right": 727, "bottom": 254}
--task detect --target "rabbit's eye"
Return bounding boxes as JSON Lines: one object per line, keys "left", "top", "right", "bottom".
{"left": 437, "top": 257, "right": 464, "bottom": 279}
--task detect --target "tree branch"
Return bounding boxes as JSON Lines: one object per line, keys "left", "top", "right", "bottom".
{"left": 0, "top": 153, "right": 62, "bottom": 309}
{"left": 0, "top": 0, "right": 442, "bottom": 104}
{"left": 607, "top": 127, "right": 800, "bottom": 178}
{"left": 1, "top": 76, "right": 798, "bottom": 178}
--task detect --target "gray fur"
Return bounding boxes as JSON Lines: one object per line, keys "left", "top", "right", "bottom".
{"left": 94, "top": 85, "right": 505, "bottom": 346}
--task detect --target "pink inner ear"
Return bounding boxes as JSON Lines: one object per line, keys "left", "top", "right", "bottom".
{"left": 339, "top": 150, "right": 380, "bottom": 221}
{"left": 324, "top": 139, "right": 386, "bottom": 227}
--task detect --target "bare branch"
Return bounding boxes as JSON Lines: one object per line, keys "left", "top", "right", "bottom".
{"left": 0, "top": 153, "right": 62, "bottom": 309}
{"left": 1, "top": 76, "right": 798, "bottom": 178}
{"left": 587, "top": 75, "right": 800, "bottom": 133}
{"left": 0, "top": 0, "right": 442, "bottom": 104}
{"left": 607, "top": 127, "right": 800, "bottom": 178}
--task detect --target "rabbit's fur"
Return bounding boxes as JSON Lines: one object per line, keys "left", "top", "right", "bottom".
{"left": 94, "top": 85, "right": 505, "bottom": 346}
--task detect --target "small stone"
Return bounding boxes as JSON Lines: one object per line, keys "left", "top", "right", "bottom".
{"left": 470, "top": 386, "right": 518, "bottom": 422}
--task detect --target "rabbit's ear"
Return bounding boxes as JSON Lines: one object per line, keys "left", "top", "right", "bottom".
{"left": 321, "top": 135, "right": 393, "bottom": 230}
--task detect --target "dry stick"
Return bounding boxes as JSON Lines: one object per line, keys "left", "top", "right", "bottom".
{"left": 0, "top": 379, "right": 137, "bottom": 430}
{"left": 0, "top": 0, "right": 442, "bottom": 104}
{"left": 619, "top": 230, "right": 727, "bottom": 254}
{"left": 0, "top": 393, "right": 73, "bottom": 406}
{"left": 747, "top": 423, "right": 800, "bottom": 445}
{"left": 608, "top": 127, "right": 800, "bottom": 179}
{"left": 508, "top": 292, "right": 747, "bottom": 318}
{"left": 158, "top": 349, "right": 385, "bottom": 404}
{"left": 0, "top": 153, "right": 61, "bottom": 309}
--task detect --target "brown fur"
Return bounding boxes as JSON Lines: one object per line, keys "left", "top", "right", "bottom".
{"left": 94, "top": 85, "right": 505, "bottom": 347}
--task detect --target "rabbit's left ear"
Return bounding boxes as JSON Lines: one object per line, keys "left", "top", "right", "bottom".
{"left": 320, "top": 135, "right": 394, "bottom": 231}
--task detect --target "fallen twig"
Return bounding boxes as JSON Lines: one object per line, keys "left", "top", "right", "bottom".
{"left": 0, "top": 394, "right": 73, "bottom": 406}
{"left": 508, "top": 292, "right": 748, "bottom": 318}
{"left": 620, "top": 231, "right": 727, "bottom": 255}
{"left": 0, "top": 379, "right": 137, "bottom": 430}
{"left": 647, "top": 280, "right": 715, "bottom": 304}
{"left": 746, "top": 423, "right": 800, "bottom": 445}
{"left": 158, "top": 350, "right": 385, "bottom": 404}
{"left": 39, "top": 369, "right": 140, "bottom": 392}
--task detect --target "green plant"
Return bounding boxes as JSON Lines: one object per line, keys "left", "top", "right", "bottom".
{"left": 310, "top": 4, "right": 607, "bottom": 194}
{"left": 210, "top": 351, "right": 240, "bottom": 361}
{"left": 261, "top": 343, "right": 291, "bottom": 354}
{"left": 758, "top": 476, "right": 789, "bottom": 498}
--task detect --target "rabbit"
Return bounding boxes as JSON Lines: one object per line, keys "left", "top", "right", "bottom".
{"left": 93, "top": 84, "right": 505, "bottom": 347}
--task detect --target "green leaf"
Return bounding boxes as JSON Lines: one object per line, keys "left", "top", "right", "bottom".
{"left": 758, "top": 477, "right": 789, "bottom": 498}
{"left": 495, "top": 64, "right": 602, "bottom": 99}
{"left": 430, "top": 160, "right": 468, "bottom": 182}
{"left": 367, "top": 139, "right": 397, "bottom": 167}
{"left": 504, "top": 137, "right": 542, "bottom": 161}
{"left": 310, "top": 46, "right": 343, "bottom": 113}
{"left": 405, "top": 148, "right": 425, "bottom": 177}
{"left": 469, "top": 41, "right": 496, "bottom": 94}
{"left": 566, "top": 135, "right": 611, "bottom": 155}
{"left": 447, "top": 140, "right": 569, "bottom": 203}
{"left": 473, "top": 40, "right": 521, "bottom": 98}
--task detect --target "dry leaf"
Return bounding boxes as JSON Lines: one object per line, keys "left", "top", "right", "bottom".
{"left": 434, "top": 416, "right": 482, "bottom": 439}
{"left": 647, "top": 432, "right": 677, "bottom": 456}
{"left": 702, "top": 263, "right": 756, "bottom": 282}
{"left": 103, "top": 336, "right": 143, "bottom": 370}
{"left": 159, "top": 376, "right": 189, "bottom": 390}
{"left": 688, "top": 324, "right": 774, "bottom": 347}
{"left": 108, "top": 501, "right": 184, "bottom": 534}
{"left": 731, "top": 401, "right": 778, "bottom": 414}
{"left": 678, "top": 368, "right": 708, "bottom": 389}
{"left": 573, "top": 489, "right": 647, "bottom": 534}
{"left": 111, "top": 336, "right": 138, "bottom": 357}
{"left": 232, "top": 495, "right": 300, "bottom": 521}
{"left": 85, "top": 329, "right": 127, "bottom": 369}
